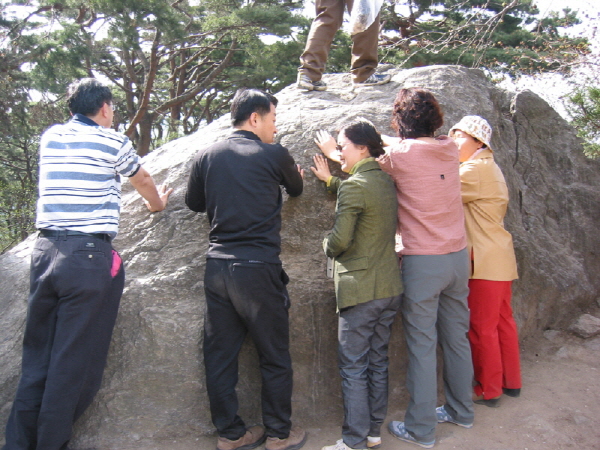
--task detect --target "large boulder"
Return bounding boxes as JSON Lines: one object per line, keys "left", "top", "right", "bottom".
{"left": 1, "top": 65, "right": 599, "bottom": 449}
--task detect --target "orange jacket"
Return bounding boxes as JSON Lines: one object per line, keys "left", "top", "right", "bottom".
{"left": 460, "top": 148, "right": 518, "bottom": 281}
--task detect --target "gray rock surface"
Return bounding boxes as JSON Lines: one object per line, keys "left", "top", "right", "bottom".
{"left": 569, "top": 313, "right": 600, "bottom": 339}
{"left": 1, "top": 65, "right": 600, "bottom": 449}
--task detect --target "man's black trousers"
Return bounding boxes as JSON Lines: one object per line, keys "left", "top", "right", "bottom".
{"left": 203, "top": 258, "right": 293, "bottom": 440}
{"left": 3, "top": 233, "right": 124, "bottom": 450}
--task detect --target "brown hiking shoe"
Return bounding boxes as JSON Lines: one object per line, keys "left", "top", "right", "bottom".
{"left": 265, "top": 426, "right": 308, "bottom": 450}
{"left": 216, "top": 425, "right": 266, "bottom": 450}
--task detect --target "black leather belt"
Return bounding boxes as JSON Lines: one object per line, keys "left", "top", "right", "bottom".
{"left": 38, "top": 229, "right": 111, "bottom": 241}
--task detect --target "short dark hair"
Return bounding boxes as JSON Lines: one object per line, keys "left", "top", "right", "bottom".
{"left": 391, "top": 88, "right": 444, "bottom": 139}
{"left": 66, "top": 78, "right": 113, "bottom": 116}
{"left": 231, "top": 88, "right": 278, "bottom": 127}
{"left": 340, "top": 119, "right": 385, "bottom": 158}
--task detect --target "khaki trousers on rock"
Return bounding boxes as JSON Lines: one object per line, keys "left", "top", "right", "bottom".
{"left": 299, "top": 0, "right": 379, "bottom": 83}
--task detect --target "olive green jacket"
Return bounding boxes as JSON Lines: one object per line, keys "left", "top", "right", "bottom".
{"left": 323, "top": 159, "right": 402, "bottom": 310}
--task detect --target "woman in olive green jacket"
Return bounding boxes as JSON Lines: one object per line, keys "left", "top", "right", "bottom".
{"left": 311, "top": 120, "right": 402, "bottom": 450}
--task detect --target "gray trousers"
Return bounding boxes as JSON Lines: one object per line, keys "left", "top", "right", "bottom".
{"left": 338, "top": 295, "right": 401, "bottom": 449}
{"left": 401, "top": 249, "right": 474, "bottom": 442}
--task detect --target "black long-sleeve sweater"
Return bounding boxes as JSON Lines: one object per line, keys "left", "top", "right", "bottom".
{"left": 185, "top": 130, "right": 303, "bottom": 263}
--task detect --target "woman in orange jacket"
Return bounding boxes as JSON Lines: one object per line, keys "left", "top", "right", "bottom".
{"left": 450, "top": 115, "right": 522, "bottom": 408}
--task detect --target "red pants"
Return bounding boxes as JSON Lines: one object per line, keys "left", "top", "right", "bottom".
{"left": 468, "top": 279, "right": 521, "bottom": 399}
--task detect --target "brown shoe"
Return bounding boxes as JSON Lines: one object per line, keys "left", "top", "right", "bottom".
{"left": 265, "top": 426, "right": 308, "bottom": 450}
{"left": 217, "top": 425, "right": 266, "bottom": 450}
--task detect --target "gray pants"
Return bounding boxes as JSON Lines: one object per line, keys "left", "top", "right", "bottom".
{"left": 338, "top": 295, "right": 401, "bottom": 449}
{"left": 401, "top": 249, "right": 474, "bottom": 442}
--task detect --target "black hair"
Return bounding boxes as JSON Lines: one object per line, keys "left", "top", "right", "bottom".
{"left": 340, "top": 119, "right": 385, "bottom": 158}
{"left": 66, "top": 78, "right": 113, "bottom": 116}
{"left": 391, "top": 88, "right": 444, "bottom": 139}
{"left": 231, "top": 88, "right": 278, "bottom": 127}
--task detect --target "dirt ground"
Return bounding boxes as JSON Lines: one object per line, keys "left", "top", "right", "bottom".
{"left": 125, "top": 329, "right": 600, "bottom": 450}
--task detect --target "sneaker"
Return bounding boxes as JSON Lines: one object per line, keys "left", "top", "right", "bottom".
{"left": 366, "top": 436, "right": 381, "bottom": 449}
{"left": 266, "top": 426, "right": 308, "bottom": 450}
{"left": 387, "top": 421, "right": 435, "bottom": 449}
{"left": 217, "top": 425, "right": 266, "bottom": 450}
{"left": 321, "top": 439, "right": 366, "bottom": 450}
{"left": 353, "top": 73, "right": 391, "bottom": 87}
{"left": 435, "top": 405, "right": 473, "bottom": 429}
{"left": 297, "top": 73, "right": 327, "bottom": 91}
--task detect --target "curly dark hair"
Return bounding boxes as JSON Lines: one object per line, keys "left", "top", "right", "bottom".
{"left": 340, "top": 119, "right": 385, "bottom": 158}
{"left": 391, "top": 88, "right": 444, "bottom": 139}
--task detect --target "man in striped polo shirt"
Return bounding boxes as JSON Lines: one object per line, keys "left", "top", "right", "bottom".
{"left": 2, "top": 78, "right": 172, "bottom": 450}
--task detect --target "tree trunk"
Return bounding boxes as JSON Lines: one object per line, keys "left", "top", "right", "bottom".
{"left": 136, "top": 112, "right": 156, "bottom": 157}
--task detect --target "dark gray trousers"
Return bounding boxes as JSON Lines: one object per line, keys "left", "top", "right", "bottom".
{"left": 338, "top": 295, "right": 401, "bottom": 449}
{"left": 203, "top": 258, "right": 293, "bottom": 440}
{"left": 3, "top": 233, "right": 124, "bottom": 450}
{"left": 401, "top": 249, "right": 474, "bottom": 442}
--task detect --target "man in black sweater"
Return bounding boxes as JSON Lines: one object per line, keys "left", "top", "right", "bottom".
{"left": 185, "top": 89, "right": 305, "bottom": 450}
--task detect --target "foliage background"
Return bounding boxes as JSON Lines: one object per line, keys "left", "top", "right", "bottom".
{"left": 0, "top": 0, "right": 596, "bottom": 251}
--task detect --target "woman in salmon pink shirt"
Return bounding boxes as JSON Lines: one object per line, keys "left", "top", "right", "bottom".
{"left": 382, "top": 88, "right": 475, "bottom": 448}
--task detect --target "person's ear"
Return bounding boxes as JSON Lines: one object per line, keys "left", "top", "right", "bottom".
{"left": 248, "top": 111, "right": 259, "bottom": 127}
{"left": 102, "top": 102, "right": 111, "bottom": 117}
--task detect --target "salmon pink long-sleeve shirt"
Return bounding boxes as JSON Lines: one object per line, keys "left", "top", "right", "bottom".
{"left": 378, "top": 136, "right": 467, "bottom": 256}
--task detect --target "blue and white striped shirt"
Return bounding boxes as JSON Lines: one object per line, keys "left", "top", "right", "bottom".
{"left": 36, "top": 114, "right": 141, "bottom": 237}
